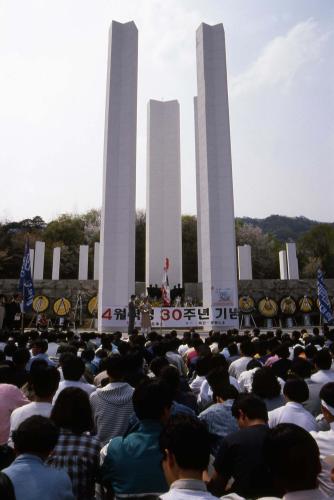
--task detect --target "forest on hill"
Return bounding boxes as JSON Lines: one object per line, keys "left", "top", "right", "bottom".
{"left": 0, "top": 211, "right": 333, "bottom": 282}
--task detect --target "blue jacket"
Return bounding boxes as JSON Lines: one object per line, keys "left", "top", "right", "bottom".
{"left": 101, "top": 419, "right": 168, "bottom": 496}
{"left": 3, "top": 454, "right": 74, "bottom": 500}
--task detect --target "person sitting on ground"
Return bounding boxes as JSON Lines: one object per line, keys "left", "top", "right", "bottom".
{"left": 207, "top": 394, "right": 276, "bottom": 499}
{"left": 290, "top": 357, "right": 322, "bottom": 416}
{"left": 270, "top": 342, "right": 292, "bottom": 381}
{"left": 10, "top": 348, "right": 30, "bottom": 388}
{"left": 164, "top": 339, "right": 188, "bottom": 377}
{"left": 101, "top": 379, "right": 172, "bottom": 498}
{"left": 2, "top": 416, "right": 74, "bottom": 500}
{"left": 53, "top": 354, "right": 95, "bottom": 403}
{"left": 199, "top": 368, "right": 239, "bottom": 456}
{"left": 251, "top": 366, "right": 285, "bottom": 411}
{"left": 228, "top": 341, "right": 253, "bottom": 379}
{"left": 90, "top": 355, "right": 134, "bottom": 445}
{"left": 0, "top": 366, "right": 29, "bottom": 448}
{"left": 237, "top": 359, "right": 262, "bottom": 393}
{"left": 26, "top": 339, "right": 56, "bottom": 370}
{"left": 311, "top": 349, "right": 334, "bottom": 384}
{"left": 268, "top": 378, "right": 317, "bottom": 431}
{"left": 189, "top": 355, "right": 211, "bottom": 396}
{"left": 198, "top": 355, "right": 240, "bottom": 409}
{"left": 160, "top": 365, "right": 197, "bottom": 415}
{"left": 310, "top": 382, "right": 334, "bottom": 497}
{"left": 264, "top": 423, "right": 326, "bottom": 499}
{"left": 159, "top": 415, "right": 218, "bottom": 500}
{"left": 48, "top": 388, "right": 100, "bottom": 500}
{"left": 9, "top": 365, "right": 60, "bottom": 441}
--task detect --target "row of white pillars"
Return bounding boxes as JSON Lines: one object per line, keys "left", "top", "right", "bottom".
{"left": 30, "top": 241, "right": 100, "bottom": 281}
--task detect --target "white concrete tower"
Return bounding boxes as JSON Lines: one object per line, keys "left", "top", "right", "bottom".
{"left": 33, "top": 241, "right": 45, "bottom": 280}
{"left": 194, "top": 96, "right": 202, "bottom": 283}
{"left": 98, "top": 21, "right": 138, "bottom": 331}
{"left": 279, "top": 250, "right": 288, "bottom": 279}
{"left": 52, "top": 247, "right": 61, "bottom": 280}
{"left": 238, "top": 245, "right": 252, "bottom": 280}
{"left": 196, "top": 23, "right": 238, "bottom": 322}
{"left": 146, "top": 99, "right": 182, "bottom": 288}
{"left": 78, "top": 245, "right": 89, "bottom": 280}
{"left": 286, "top": 242, "right": 299, "bottom": 279}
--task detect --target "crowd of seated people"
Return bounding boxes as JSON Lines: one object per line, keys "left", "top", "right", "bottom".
{"left": 0, "top": 325, "right": 334, "bottom": 499}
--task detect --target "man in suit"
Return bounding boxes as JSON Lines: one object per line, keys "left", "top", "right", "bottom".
{"left": 128, "top": 295, "right": 136, "bottom": 335}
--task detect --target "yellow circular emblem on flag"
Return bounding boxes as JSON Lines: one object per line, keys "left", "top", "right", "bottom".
{"left": 32, "top": 295, "right": 49, "bottom": 313}
{"left": 53, "top": 298, "right": 71, "bottom": 316}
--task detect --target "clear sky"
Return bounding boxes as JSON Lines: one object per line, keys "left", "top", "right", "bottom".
{"left": 0, "top": 0, "right": 333, "bottom": 222}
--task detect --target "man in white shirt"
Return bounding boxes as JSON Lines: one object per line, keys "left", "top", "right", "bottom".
{"left": 268, "top": 378, "right": 317, "bottom": 431}
{"left": 53, "top": 354, "right": 95, "bottom": 403}
{"left": 159, "top": 414, "right": 217, "bottom": 500}
{"left": 228, "top": 341, "right": 253, "bottom": 380}
{"left": 311, "top": 349, "right": 334, "bottom": 384}
{"left": 310, "top": 382, "right": 334, "bottom": 497}
{"left": 10, "top": 366, "right": 60, "bottom": 442}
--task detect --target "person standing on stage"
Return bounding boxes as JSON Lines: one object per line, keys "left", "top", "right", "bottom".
{"left": 128, "top": 295, "right": 136, "bottom": 335}
{"left": 140, "top": 297, "right": 152, "bottom": 335}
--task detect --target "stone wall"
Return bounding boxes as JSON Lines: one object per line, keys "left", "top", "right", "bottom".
{"left": 1, "top": 279, "right": 333, "bottom": 321}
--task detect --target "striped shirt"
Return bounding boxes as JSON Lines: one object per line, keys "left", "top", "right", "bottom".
{"left": 90, "top": 382, "right": 134, "bottom": 445}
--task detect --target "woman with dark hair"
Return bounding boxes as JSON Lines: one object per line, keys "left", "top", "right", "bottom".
{"left": 252, "top": 367, "right": 285, "bottom": 411}
{"left": 48, "top": 387, "right": 100, "bottom": 500}
{"left": 0, "top": 472, "right": 16, "bottom": 500}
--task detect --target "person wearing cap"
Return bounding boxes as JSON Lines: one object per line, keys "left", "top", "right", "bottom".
{"left": 310, "top": 382, "right": 334, "bottom": 497}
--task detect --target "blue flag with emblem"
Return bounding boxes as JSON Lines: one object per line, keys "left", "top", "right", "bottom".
{"left": 317, "top": 269, "right": 333, "bottom": 324}
{"left": 18, "top": 239, "right": 35, "bottom": 312}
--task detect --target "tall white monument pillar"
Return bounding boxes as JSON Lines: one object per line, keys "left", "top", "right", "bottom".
{"left": 279, "top": 250, "right": 288, "bottom": 279}
{"left": 196, "top": 23, "right": 238, "bottom": 326}
{"left": 78, "top": 245, "right": 89, "bottom": 280}
{"left": 33, "top": 241, "right": 45, "bottom": 280}
{"left": 146, "top": 100, "right": 182, "bottom": 287}
{"left": 238, "top": 245, "right": 252, "bottom": 280}
{"left": 94, "top": 242, "right": 100, "bottom": 280}
{"left": 194, "top": 96, "right": 202, "bottom": 283}
{"left": 98, "top": 21, "right": 138, "bottom": 331}
{"left": 52, "top": 247, "right": 61, "bottom": 280}
{"left": 286, "top": 242, "right": 299, "bottom": 279}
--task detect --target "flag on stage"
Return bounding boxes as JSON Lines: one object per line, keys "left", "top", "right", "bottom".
{"left": 19, "top": 239, "right": 35, "bottom": 312}
{"left": 317, "top": 269, "right": 333, "bottom": 324}
{"left": 161, "top": 257, "right": 171, "bottom": 306}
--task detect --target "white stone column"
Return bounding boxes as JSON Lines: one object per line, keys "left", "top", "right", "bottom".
{"left": 194, "top": 96, "right": 202, "bottom": 283}
{"left": 78, "top": 245, "right": 89, "bottom": 280}
{"left": 52, "top": 247, "right": 61, "bottom": 280}
{"left": 29, "top": 249, "right": 34, "bottom": 276}
{"left": 237, "top": 245, "right": 252, "bottom": 280}
{"left": 279, "top": 250, "right": 288, "bottom": 279}
{"left": 94, "top": 242, "right": 100, "bottom": 280}
{"left": 196, "top": 23, "right": 238, "bottom": 326}
{"left": 33, "top": 241, "right": 45, "bottom": 280}
{"left": 98, "top": 21, "right": 138, "bottom": 331}
{"left": 286, "top": 242, "right": 299, "bottom": 279}
{"left": 146, "top": 99, "right": 182, "bottom": 288}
